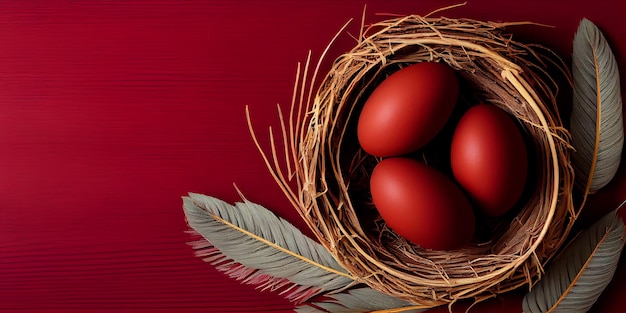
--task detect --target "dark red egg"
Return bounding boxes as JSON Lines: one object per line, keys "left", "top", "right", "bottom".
{"left": 357, "top": 62, "right": 459, "bottom": 157}
{"left": 370, "top": 157, "right": 475, "bottom": 250}
{"left": 451, "top": 104, "right": 528, "bottom": 217}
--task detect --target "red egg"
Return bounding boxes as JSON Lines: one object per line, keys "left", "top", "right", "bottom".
{"left": 370, "top": 157, "right": 475, "bottom": 250}
{"left": 451, "top": 104, "right": 528, "bottom": 217}
{"left": 357, "top": 62, "right": 459, "bottom": 157}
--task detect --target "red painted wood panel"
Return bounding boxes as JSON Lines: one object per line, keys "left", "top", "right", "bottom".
{"left": 0, "top": 1, "right": 625, "bottom": 312}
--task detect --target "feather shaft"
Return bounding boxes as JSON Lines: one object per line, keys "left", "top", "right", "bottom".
{"left": 207, "top": 211, "right": 353, "bottom": 279}
{"left": 296, "top": 287, "right": 423, "bottom": 313}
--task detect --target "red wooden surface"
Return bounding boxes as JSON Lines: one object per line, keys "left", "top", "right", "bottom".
{"left": 1, "top": 1, "right": 625, "bottom": 312}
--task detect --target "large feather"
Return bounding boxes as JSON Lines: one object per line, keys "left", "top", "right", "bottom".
{"left": 183, "top": 193, "right": 355, "bottom": 303}
{"left": 522, "top": 209, "right": 625, "bottom": 313}
{"left": 295, "top": 287, "right": 424, "bottom": 313}
{"left": 570, "top": 18, "right": 624, "bottom": 195}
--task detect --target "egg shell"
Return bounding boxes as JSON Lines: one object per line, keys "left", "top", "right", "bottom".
{"left": 357, "top": 62, "right": 459, "bottom": 157}
{"left": 451, "top": 104, "right": 528, "bottom": 217}
{"left": 370, "top": 157, "right": 475, "bottom": 250}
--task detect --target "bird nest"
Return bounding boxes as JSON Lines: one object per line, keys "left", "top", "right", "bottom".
{"left": 249, "top": 12, "right": 577, "bottom": 309}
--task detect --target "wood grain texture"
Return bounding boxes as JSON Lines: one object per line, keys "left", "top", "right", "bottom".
{"left": 0, "top": 1, "right": 625, "bottom": 312}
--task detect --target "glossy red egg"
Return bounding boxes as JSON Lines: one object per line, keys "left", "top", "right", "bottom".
{"left": 451, "top": 104, "right": 528, "bottom": 217}
{"left": 357, "top": 62, "right": 459, "bottom": 157}
{"left": 370, "top": 157, "right": 475, "bottom": 250}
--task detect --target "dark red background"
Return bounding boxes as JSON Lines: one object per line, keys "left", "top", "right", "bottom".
{"left": 1, "top": 1, "right": 625, "bottom": 312}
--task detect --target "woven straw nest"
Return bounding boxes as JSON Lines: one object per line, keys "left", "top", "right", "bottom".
{"left": 250, "top": 11, "right": 578, "bottom": 309}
